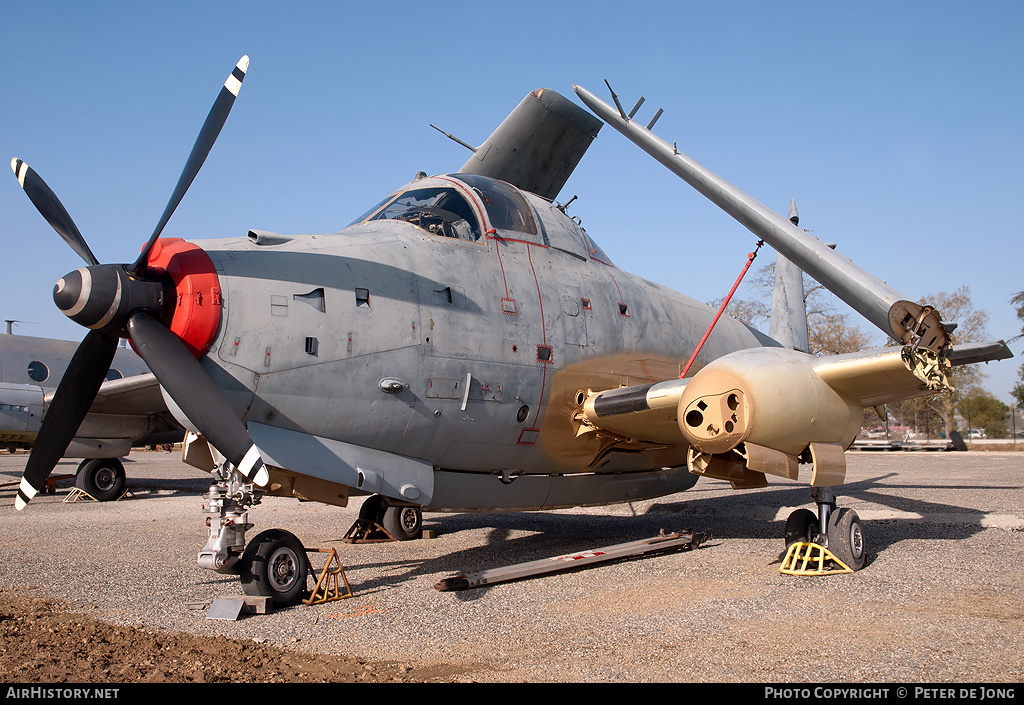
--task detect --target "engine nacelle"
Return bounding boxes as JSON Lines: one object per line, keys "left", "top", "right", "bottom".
{"left": 678, "top": 347, "right": 863, "bottom": 458}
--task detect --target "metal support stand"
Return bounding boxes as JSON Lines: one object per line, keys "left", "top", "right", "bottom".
{"left": 303, "top": 547, "right": 355, "bottom": 604}
{"left": 342, "top": 519, "right": 398, "bottom": 543}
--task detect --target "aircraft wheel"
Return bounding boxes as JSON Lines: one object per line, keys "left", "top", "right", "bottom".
{"left": 239, "top": 529, "right": 309, "bottom": 607}
{"left": 358, "top": 495, "right": 386, "bottom": 523}
{"left": 75, "top": 458, "right": 126, "bottom": 501}
{"left": 383, "top": 505, "right": 423, "bottom": 541}
{"left": 784, "top": 508, "right": 818, "bottom": 548}
{"left": 826, "top": 508, "right": 866, "bottom": 571}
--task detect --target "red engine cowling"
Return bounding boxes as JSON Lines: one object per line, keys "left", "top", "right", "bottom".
{"left": 137, "top": 238, "right": 222, "bottom": 359}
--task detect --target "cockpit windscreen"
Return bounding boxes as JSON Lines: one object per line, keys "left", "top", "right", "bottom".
{"left": 368, "top": 186, "right": 481, "bottom": 241}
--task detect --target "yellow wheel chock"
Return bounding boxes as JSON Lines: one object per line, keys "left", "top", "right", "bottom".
{"left": 62, "top": 487, "right": 134, "bottom": 504}
{"left": 303, "top": 547, "right": 355, "bottom": 605}
{"left": 781, "top": 541, "right": 853, "bottom": 576}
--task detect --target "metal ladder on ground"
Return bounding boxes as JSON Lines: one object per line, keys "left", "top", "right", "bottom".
{"left": 434, "top": 528, "right": 711, "bottom": 591}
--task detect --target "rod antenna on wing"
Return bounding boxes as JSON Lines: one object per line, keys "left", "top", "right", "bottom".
{"left": 628, "top": 96, "right": 645, "bottom": 119}
{"left": 604, "top": 80, "right": 628, "bottom": 120}
{"left": 429, "top": 124, "right": 477, "bottom": 153}
{"left": 604, "top": 81, "right": 664, "bottom": 132}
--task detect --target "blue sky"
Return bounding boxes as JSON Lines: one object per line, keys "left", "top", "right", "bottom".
{"left": 3, "top": 1, "right": 1022, "bottom": 404}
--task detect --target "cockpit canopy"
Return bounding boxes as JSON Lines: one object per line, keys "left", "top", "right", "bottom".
{"left": 349, "top": 173, "right": 612, "bottom": 265}
{"left": 351, "top": 174, "right": 537, "bottom": 242}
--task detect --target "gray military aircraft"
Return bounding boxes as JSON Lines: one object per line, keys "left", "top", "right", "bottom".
{"left": 1, "top": 331, "right": 181, "bottom": 499}
{"left": 10, "top": 56, "right": 1012, "bottom": 606}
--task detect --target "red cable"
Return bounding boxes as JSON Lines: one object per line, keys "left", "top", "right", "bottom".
{"left": 679, "top": 240, "right": 764, "bottom": 379}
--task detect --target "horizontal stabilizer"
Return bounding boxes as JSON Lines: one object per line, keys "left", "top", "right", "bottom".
{"left": 946, "top": 340, "right": 1014, "bottom": 367}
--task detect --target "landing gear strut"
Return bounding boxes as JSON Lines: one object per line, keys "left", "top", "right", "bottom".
{"left": 196, "top": 458, "right": 421, "bottom": 606}
{"left": 783, "top": 487, "right": 866, "bottom": 572}
{"left": 197, "top": 462, "right": 258, "bottom": 574}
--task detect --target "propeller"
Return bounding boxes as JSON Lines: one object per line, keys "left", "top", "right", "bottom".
{"left": 131, "top": 56, "right": 249, "bottom": 277}
{"left": 11, "top": 158, "right": 99, "bottom": 266}
{"left": 10, "top": 55, "right": 267, "bottom": 510}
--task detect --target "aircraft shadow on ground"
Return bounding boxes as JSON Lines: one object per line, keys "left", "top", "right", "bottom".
{"left": 299, "top": 470, "right": 1021, "bottom": 601}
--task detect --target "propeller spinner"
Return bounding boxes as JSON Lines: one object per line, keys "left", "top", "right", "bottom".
{"left": 10, "top": 55, "right": 268, "bottom": 510}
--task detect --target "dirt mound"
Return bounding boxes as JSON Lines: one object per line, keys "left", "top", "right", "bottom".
{"left": 0, "top": 589, "right": 470, "bottom": 683}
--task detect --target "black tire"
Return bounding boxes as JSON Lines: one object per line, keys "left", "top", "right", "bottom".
{"left": 358, "top": 495, "right": 386, "bottom": 523}
{"left": 383, "top": 505, "right": 423, "bottom": 541}
{"left": 826, "top": 508, "right": 867, "bottom": 571}
{"left": 75, "top": 458, "right": 126, "bottom": 501}
{"left": 784, "top": 508, "right": 819, "bottom": 548}
{"left": 239, "top": 529, "right": 309, "bottom": 607}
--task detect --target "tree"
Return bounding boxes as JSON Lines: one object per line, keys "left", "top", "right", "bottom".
{"left": 958, "top": 391, "right": 1010, "bottom": 438}
{"left": 1011, "top": 291, "right": 1024, "bottom": 408}
{"left": 709, "top": 262, "right": 872, "bottom": 356}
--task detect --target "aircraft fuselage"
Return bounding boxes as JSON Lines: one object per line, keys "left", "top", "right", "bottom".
{"left": 178, "top": 174, "right": 769, "bottom": 509}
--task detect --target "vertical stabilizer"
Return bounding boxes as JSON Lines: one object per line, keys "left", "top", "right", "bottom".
{"left": 770, "top": 255, "right": 810, "bottom": 353}
{"left": 769, "top": 201, "right": 810, "bottom": 353}
{"left": 457, "top": 89, "right": 602, "bottom": 201}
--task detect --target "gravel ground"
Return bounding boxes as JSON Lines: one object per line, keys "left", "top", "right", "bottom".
{"left": 1, "top": 448, "right": 1022, "bottom": 683}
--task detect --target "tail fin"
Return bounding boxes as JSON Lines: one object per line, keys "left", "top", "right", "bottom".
{"left": 768, "top": 201, "right": 810, "bottom": 353}
{"left": 456, "top": 89, "right": 602, "bottom": 201}
{"left": 770, "top": 256, "right": 810, "bottom": 353}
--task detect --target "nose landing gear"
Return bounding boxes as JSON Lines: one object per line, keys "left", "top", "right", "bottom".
{"left": 782, "top": 487, "right": 866, "bottom": 575}
{"left": 239, "top": 528, "right": 309, "bottom": 607}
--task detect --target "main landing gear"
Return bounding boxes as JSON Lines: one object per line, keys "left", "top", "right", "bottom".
{"left": 74, "top": 458, "right": 127, "bottom": 501}
{"left": 782, "top": 487, "right": 866, "bottom": 573}
{"left": 352, "top": 494, "right": 424, "bottom": 542}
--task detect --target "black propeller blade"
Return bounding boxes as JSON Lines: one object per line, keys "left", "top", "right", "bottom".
{"left": 130, "top": 55, "right": 249, "bottom": 276}
{"left": 10, "top": 55, "right": 257, "bottom": 509}
{"left": 14, "top": 331, "right": 117, "bottom": 509}
{"left": 10, "top": 158, "right": 100, "bottom": 266}
{"left": 127, "top": 312, "right": 267, "bottom": 486}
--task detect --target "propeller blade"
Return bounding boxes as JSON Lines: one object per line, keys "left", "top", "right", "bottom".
{"left": 131, "top": 55, "right": 249, "bottom": 274}
{"left": 126, "top": 311, "right": 268, "bottom": 486}
{"left": 15, "top": 331, "right": 117, "bottom": 509}
{"left": 10, "top": 158, "right": 100, "bottom": 266}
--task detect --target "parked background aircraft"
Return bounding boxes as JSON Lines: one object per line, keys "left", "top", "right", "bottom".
{"left": 1, "top": 331, "right": 182, "bottom": 499}
{"left": 8, "top": 56, "right": 1013, "bottom": 607}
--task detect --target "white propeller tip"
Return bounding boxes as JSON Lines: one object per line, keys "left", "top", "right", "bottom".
{"left": 253, "top": 467, "right": 269, "bottom": 487}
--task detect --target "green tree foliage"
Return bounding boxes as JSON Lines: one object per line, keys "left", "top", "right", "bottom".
{"left": 957, "top": 390, "right": 1010, "bottom": 438}
{"left": 709, "top": 262, "right": 871, "bottom": 356}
